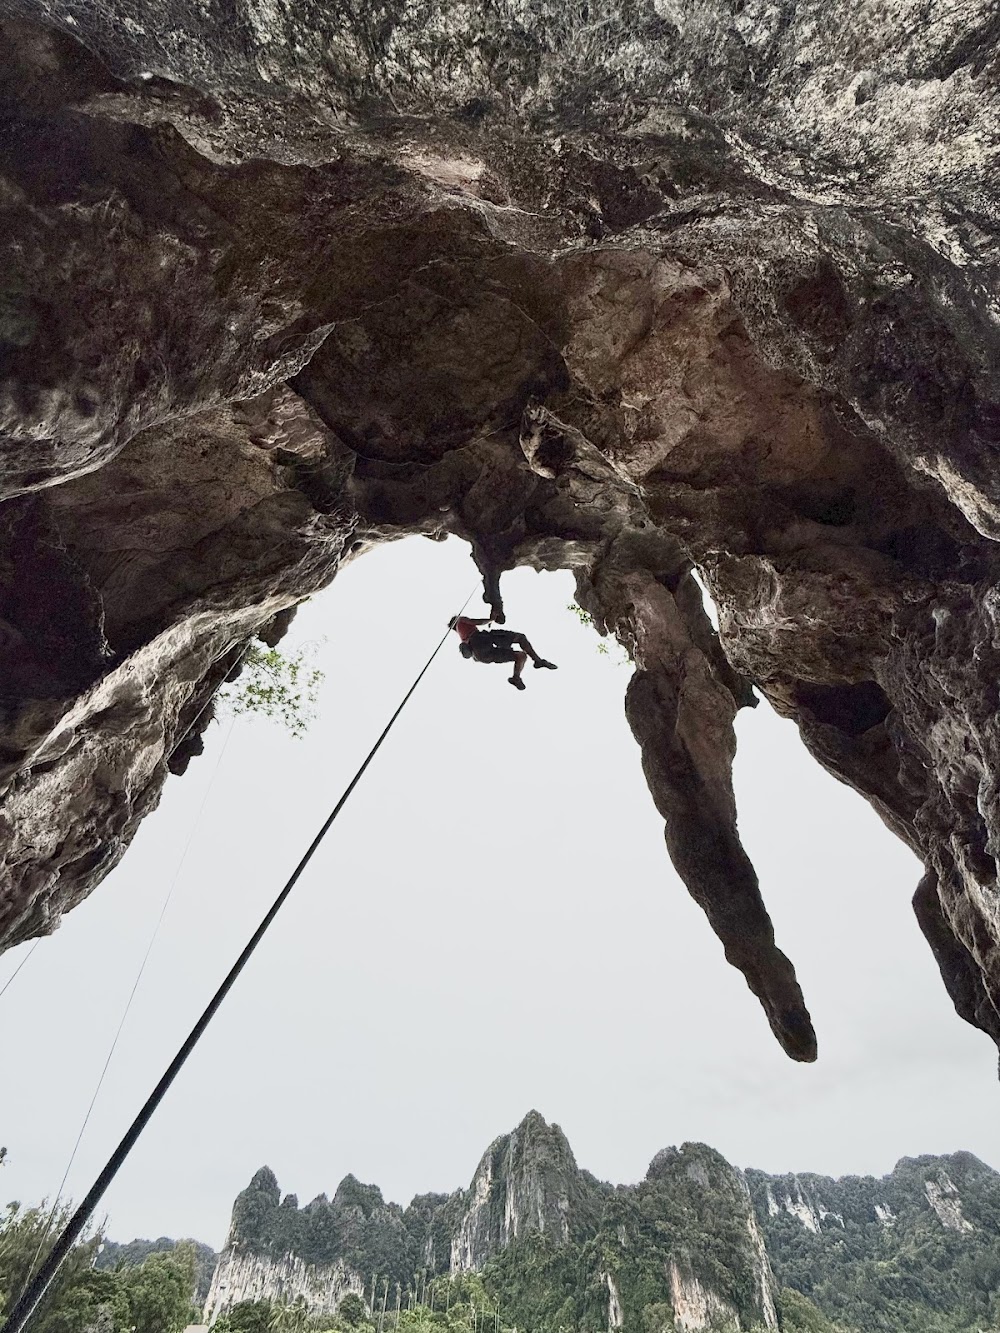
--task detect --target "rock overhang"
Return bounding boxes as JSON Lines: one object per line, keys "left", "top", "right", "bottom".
{"left": 2, "top": 3, "right": 1000, "bottom": 1066}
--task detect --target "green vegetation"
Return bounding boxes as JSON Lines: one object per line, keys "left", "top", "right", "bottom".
{"left": 213, "top": 1299, "right": 274, "bottom": 1333}
{"left": 220, "top": 644, "right": 323, "bottom": 737}
{"left": 215, "top": 1276, "right": 513, "bottom": 1333}
{"left": 220, "top": 1143, "right": 1000, "bottom": 1333}
{"left": 777, "top": 1287, "right": 844, "bottom": 1332}
{"left": 7, "top": 1140, "right": 1000, "bottom": 1333}
{"left": 226, "top": 1144, "right": 773, "bottom": 1333}
{"left": 96, "top": 1236, "right": 217, "bottom": 1303}
{"left": 565, "top": 605, "right": 630, "bottom": 664}
{"left": 0, "top": 1204, "right": 198, "bottom": 1333}
{"left": 748, "top": 1153, "right": 1000, "bottom": 1333}
{"left": 270, "top": 1295, "right": 310, "bottom": 1333}
{"left": 229, "top": 1169, "right": 460, "bottom": 1299}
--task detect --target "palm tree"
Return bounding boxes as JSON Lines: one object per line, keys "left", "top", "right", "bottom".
{"left": 269, "top": 1296, "right": 309, "bottom": 1333}
{"left": 268, "top": 1302, "right": 291, "bottom": 1333}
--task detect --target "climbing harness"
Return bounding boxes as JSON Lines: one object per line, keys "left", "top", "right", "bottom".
{"left": 1, "top": 597, "right": 472, "bottom": 1333}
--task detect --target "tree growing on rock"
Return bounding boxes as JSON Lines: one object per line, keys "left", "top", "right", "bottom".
{"left": 220, "top": 646, "right": 323, "bottom": 738}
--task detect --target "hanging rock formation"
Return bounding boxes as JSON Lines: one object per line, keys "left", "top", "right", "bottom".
{"left": 2, "top": 2, "right": 1000, "bottom": 1062}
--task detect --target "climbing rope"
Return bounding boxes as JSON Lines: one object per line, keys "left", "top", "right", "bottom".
{"left": 1, "top": 596, "right": 473, "bottom": 1333}
{"left": 0, "top": 940, "right": 40, "bottom": 1002}
{"left": 17, "top": 719, "right": 238, "bottom": 1300}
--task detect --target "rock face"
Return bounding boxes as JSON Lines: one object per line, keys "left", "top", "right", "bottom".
{"left": 205, "top": 1243, "right": 363, "bottom": 1323}
{"left": 202, "top": 1115, "right": 1000, "bottom": 1331}
{"left": 747, "top": 1150, "right": 1000, "bottom": 1331}
{"left": 203, "top": 1166, "right": 456, "bottom": 1323}
{"left": 203, "top": 1113, "right": 780, "bottom": 1331}
{"left": 3, "top": 3, "right": 1000, "bottom": 1061}
{"left": 450, "top": 1111, "right": 584, "bottom": 1271}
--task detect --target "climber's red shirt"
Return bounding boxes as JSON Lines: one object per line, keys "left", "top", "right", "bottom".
{"left": 452, "top": 616, "right": 478, "bottom": 642}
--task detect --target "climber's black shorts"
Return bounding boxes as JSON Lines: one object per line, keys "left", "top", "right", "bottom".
{"left": 470, "top": 629, "right": 519, "bottom": 663}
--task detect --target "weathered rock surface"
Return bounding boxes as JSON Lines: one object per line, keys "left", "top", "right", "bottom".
{"left": 203, "top": 1113, "right": 1000, "bottom": 1331}
{"left": 2, "top": 2, "right": 1000, "bottom": 1061}
{"left": 205, "top": 1112, "right": 782, "bottom": 1331}
{"left": 747, "top": 1149, "right": 1000, "bottom": 1329}
{"left": 450, "top": 1111, "right": 591, "bottom": 1271}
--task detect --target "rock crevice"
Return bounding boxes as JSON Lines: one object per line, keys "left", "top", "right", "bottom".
{"left": 3, "top": 3, "right": 1000, "bottom": 1060}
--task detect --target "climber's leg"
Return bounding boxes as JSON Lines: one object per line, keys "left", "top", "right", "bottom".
{"left": 513, "top": 635, "right": 557, "bottom": 670}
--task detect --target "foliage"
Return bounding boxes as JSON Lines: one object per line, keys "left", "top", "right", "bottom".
{"left": 96, "top": 1236, "right": 217, "bottom": 1303}
{"left": 219, "top": 644, "right": 323, "bottom": 737}
{"left": 565, "top": 604, "right": 630, "bottom": 664}
{"left": 229, "top": 1172, "right": 440, "bottom": 1295}
{"left": 777, "top": 1287, "right": 844, "bottom": 1332}
{"left": 214, "top": 1298, "right": 274, "bottom": 1333}
{"left": 0, "top": 1205, "right": 197, "bottom": 1333}
{"left": 748, "top": 1153, "right": 1000, "bottom": 1333}
{"left": 334, "top": 1294, "right": 368, "bottom": 1327}
{"left": 270, "top": 1296, "right": 310, "bottom": 1333}
{"left": 22, "top": 1145, "right": 998, "bottom": 1333}
{"left": 118, "top": 1242, "right": 199, "bottom": 1333}
{"left": 481, "top": 1232, "right": 605, "bottom": 1333}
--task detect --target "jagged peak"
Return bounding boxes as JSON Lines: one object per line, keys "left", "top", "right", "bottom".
{"left": 516, "top": 1108, "right": 552, "bottom": 1132}
{"left": 333, "top": 1173, "right": 385, "bottom": 1216}
{"left": 892, "top": 1151, "right": 996, "bottom": 1177}
{"left": 646, "top": 1142, "right": 734, "bottom": 1185}
{"left": 511, "top": 1110, "right": 574, "bottom": 1156}
{"left": 646, "top": 1146, "right": 680, "bottom": 1179}
{"left": 246, "top": 1166, "right": 279, "bottom": 1192}
{"left": 469, "top": 1111, "right": 581, "bottom": 1194}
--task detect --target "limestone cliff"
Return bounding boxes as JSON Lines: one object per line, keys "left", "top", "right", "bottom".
{"left": 203, "top": 1166, "right": 450, "bottom": 1323}
{"left": 200, "top": 1116, "right": 1000, "bottom": 1331}
{"left": 203, "top": 1114, "right": 780, "bottom": 1331}
{"left": 3, "top": 2, "right": 1000, "bottom": 1063}
{"left": 205, "top": 1246, "right": 362, "bottom": 1324}
{"left": 747, "top": 1150, "right": 1000, "bottom": 1330}
{"left": 450, "top": 1111, "right": 592, "bottom": 1271}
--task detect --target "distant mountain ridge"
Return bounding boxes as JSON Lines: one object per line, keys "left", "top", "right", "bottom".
{"left": 747, "top": 1151, "right": 1000, "bottom": 1331}
{"left": 198, "top": 1112, "right": 1000, "bottom": 1333}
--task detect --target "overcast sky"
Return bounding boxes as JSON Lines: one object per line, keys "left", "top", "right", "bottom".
{"left": 1, "top": 535, "right": 998, "bottom": 1248}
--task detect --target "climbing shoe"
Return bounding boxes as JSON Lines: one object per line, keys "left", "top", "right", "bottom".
{"left": 533, "top": 660, "right": 558, "bottom": 669}
{"left": 508, "top": 675, "right": 526, "bottom": 690}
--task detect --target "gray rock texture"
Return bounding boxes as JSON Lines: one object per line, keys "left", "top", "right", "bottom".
{"left": 204, "top": 1112, "right": 782, "bottom": 1331}
{"left": 2, "top": 1, "right": 1000, "bottom": 1061}
{"left": 205, "top": 1116, "right": 1000, "bottom": 1330}
{"left": 450, "top": 1111, "right": 588, "bottom": 1271}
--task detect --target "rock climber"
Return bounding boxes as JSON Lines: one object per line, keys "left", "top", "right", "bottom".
{"left": 449, "top": 615, "right": 558, "bottom": 691}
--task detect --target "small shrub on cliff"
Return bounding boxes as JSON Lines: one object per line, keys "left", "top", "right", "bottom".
{"left": 220, "top": 644, "right": 324, "bottom": 738}
{"left": 565, "top": 604, "right": 630, "bottom": 664}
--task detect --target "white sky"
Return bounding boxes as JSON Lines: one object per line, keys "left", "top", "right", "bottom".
{"left": 1, "top": 535, "right": 997, "bottom": 1248}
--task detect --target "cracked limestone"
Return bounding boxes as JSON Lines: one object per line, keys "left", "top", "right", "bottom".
{"left": 2, "top": 2, "right": 1000, "bottom": 1064}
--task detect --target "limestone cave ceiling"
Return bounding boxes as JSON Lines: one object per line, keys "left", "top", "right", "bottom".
{"left": 2, "top": 1, "right": 1000, "bottom": 1066}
